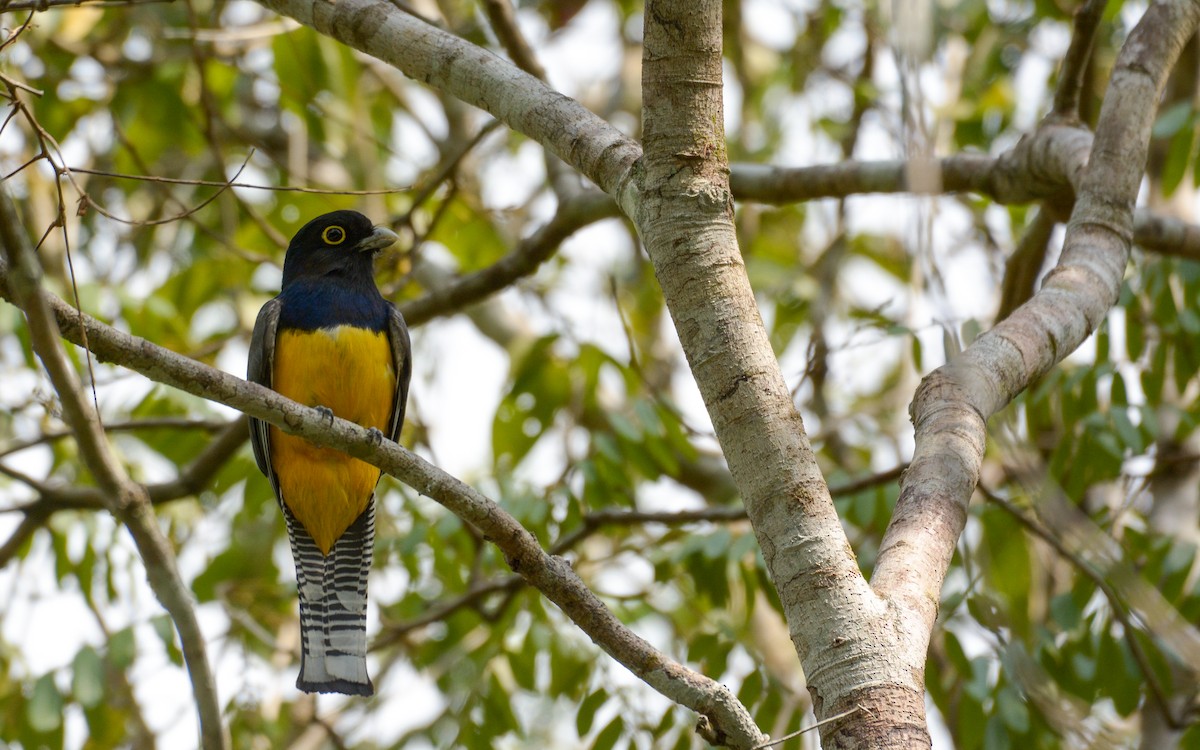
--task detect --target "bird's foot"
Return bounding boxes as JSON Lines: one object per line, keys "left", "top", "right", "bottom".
{"left": 366, "top": 427, "right": 385, "bottom": 446}
{"left": 314, "top": 406, "right": 335, "bottom": 425}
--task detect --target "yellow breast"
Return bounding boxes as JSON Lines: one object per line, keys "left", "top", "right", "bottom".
{"left": 270, "top": 325, "right": 396, "bottom": 554}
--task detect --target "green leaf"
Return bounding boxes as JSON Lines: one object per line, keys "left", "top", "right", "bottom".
{"left": 983, "top": 713, "right": 1011, "bottom": 750}
{"left": 27, "top": 674, "right": 63, "bottom": 733}
{"left": 738, "top": 668, "right": 764, "bottom": 708}
{"left": 1153, "top": 101, "right": 1193, "bottom": 138}
{"left": 995, "top": 685, "right": 1029, "bottom": 733}
{"left": 72, "top": 645, "right": 105, "bottom": 708}
{"left": 956, "top": 687, "right": 987, "bottom": 750}
{"left": 1161, "top": 123, "right": 1196, "bottom": 197}
{"left": 1048, "top": 593, "right": 1081, "bottom": 631}
{"left": 577, "top": 688, "right": 608, "bottom": 736}
{"left": 1110, "top": 408, "right": 1143, "bottom": 453}
{"left": 152, "top": 614, "right": 184, "bottom": 667}
{"left": 591, "top": 715, "right": 623, "bottom": 750}
{"left": 108, "top": 627, "right": 137, "bottom": 670}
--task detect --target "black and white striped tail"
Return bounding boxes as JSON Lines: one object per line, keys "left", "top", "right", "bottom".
{"left": 284, "top": 501, "right": 375, "bottom": 696}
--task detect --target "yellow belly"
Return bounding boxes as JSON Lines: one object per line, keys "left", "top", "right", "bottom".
{"left": 270, "top": 325, "right": 396, "bottom": 554}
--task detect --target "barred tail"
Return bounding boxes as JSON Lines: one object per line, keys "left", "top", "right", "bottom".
{"left": 284, "top": 501, "right": 375, "bottom": 696}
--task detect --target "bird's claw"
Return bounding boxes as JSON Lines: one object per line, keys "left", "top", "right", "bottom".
{"left": 314, "top": 405, "right": 335, "bottom": 425}
{"left": 366, "top": 427, "right": 385, "bottom": 446}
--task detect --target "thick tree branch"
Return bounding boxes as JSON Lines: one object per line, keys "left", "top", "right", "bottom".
{"left": 633, "top": 0, "right": 923, "bottom": 745}
{"left": 731, "top": 155, "right": 999, "bottom": 202}
{"left": 871, "top": 0, "right": 1200, "bottom": 720}
{"left": 253, "top": 0, "right": 641, "bottom": 200}
{"left": 0, "top": 187, "right": 227, "bottom": 750}
{"left": 730, "top": 152, "right": 1200, "bottom": 262}
{"left": 0, "top": 258, "right": 763, "bottom": 749}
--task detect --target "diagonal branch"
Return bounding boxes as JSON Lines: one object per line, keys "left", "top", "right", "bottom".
{"left": 1052, "top": 0, "right": 1109, "bottom": 119}
{"left": 0, "top": 258, "right": 764, "bottom": 749}
{"left": 0, "top": 188, "right": 227, "bottom": 750}
{"left": 398, "top": 189, "right": 619, "bottom": 325}
{"left": 254, "top": 0, "right": 641, "bottom": 201}
{"left": 996, "top": 208, "right": 1057, "bottom": 322}
{"left": 0, "top": 509, "right": 45, "bottom": 568}
{"left": 871, "top": 0, "right": 1200, "bottom": 701}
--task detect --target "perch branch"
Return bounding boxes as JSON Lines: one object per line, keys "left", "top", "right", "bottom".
{"left": 0, "top": 260, "right": 764, "bottom": 750}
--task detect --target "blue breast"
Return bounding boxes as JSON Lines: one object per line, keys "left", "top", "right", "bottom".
{"left": 276, "top": 279, "right": 390, "bottom": 332}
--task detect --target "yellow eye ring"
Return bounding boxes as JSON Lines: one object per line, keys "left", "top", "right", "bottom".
{"left": 322, "top": 225, "right": 346, "bottom": 245}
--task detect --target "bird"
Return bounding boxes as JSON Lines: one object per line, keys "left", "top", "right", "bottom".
{"left": 247, "top": 210, "right": 410, "bottom": 696}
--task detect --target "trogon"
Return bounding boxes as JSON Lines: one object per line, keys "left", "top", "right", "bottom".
{"left": 247, "top": 210, "right": 411, "bottom": 696}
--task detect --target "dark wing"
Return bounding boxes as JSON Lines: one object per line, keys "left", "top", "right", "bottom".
{"left": 247, "top": 298, "right": 282, "bottom": 491}
{"left": 385, "top": 304, "right": 412, "bottom": 443}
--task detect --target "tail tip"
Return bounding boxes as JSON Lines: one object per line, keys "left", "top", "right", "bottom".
{"left": 296, "top": 676, "right": 374, "bottom": 697}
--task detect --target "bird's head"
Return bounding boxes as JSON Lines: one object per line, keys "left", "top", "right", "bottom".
{"left": 280, "top": 210, "right": 399, "bottom": 287}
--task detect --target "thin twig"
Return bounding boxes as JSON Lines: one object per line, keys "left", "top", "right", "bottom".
{"left": 481, "top": 0, "right": 548, "bottom": 80}
{"left": 0, "top": 0, "right": 173, "bottom": 12}
{"left": 64, "top": 165, "right": 413, "bottom": 195}
{"left": 403, "top": 120, "right": 502, "bottom": 221}
{"left": 751, "top": 705, "right": 867, "bottom": 749}
{"left": 76, "top": 153, "right": 252, "bottom": 227}
{"left": 0, "top": 510, "right": 45, "bottom": 568}
{"left": 6, "top": 418, "right": 247, "bottom": 513}
{"left": 373, "top": 577, "right": 518, "bottom": 649}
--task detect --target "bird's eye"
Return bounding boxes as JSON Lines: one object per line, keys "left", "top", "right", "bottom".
{"left": 322, "top": 226, "right": 346, "bottom": 245}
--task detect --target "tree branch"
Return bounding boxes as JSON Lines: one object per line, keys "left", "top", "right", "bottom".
{"left": 145, "top": 418, "right": 248, "bottom": 502}
{"left": 871, "top": 0, "right": 1200, "bottom": 716}
{"left": 633, "top": 0, "right": 917, "bottom": 745}
{"left": 398, "top": 189, "right": 619, "bottom": 326}
{"left": 480, "top": 0, "right": 547, "bottom": 81}
{"left": 253, "top": 0, "right": 641, "bottom": 200}
{"left": 0, "top": 258, "right": 764, "bottom": 749}
{"left": 996, "top": 207, "right": 1056, "bottom": 322}
{"left": 1052, "top": 0, "right": 1109, "bottom": 119}
{"left": 730, "top": 155, "right": 1200, "bottom": 262}
{"left": 0, "top": 187, "right": 227, "bottom": 750}
{"left": 0, "top": 509, "right": 45, "bottom": 568}
{"left": 0, "top": 0, "right": 172, "bottom": 11}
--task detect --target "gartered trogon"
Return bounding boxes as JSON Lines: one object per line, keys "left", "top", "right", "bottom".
{"left": 247, "top": 210, "right": 411, "bottom": 696}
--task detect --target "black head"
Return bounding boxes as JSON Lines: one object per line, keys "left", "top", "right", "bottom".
{"left": 280, "top": 210, "right": 398, "bottom": 287}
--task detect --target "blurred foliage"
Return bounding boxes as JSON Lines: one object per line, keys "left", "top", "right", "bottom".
{"left": 1, "top": 0, "right": 1199, "bottom": 749}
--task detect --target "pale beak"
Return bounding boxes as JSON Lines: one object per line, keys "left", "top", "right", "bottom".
{"left": 356, "top": 225, "right": 400, "bottom": 253}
